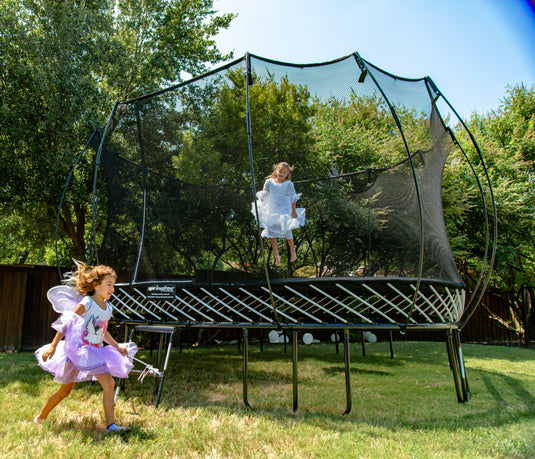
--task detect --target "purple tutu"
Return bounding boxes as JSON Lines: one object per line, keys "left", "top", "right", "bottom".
{"left": 35, "top": 310, "right": 137, "bottom": 384}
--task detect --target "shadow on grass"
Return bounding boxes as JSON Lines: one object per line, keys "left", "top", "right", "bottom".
{"left": 0, "top": 353, "right": 52, "bottom": 394}
{"left": 48, "top": 418, "right": 157, "bottom": 444}
{"left": 479, "top": 369, "right": 535, "bottom": 410}
{"left": 111, "top": 343, "right": 535, "bottom": 432}
{"left": 461, "top": 342, "right": 535, "bottom": 363}
{"left": 322, "top": 366, "right": 392, "bottom": 376}
{"left": 4, "top": 343, "right": 535, "bottom": 435}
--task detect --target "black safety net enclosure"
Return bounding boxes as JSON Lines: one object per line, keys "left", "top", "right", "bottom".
{"left": 60, "top": 52, "right": 496, "bottom": 407}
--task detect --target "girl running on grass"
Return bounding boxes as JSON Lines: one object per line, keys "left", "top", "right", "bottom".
{"left": 34, "top": 261, "right": 137, "bottom": 434}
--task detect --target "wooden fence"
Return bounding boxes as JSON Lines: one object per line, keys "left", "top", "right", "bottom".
{"left": 1, "top": 264, "right": 534, "bottom": 351}
{"left": 0, "top": 265, "right": 61, "bottom": 352}
{"left": 461, "top": 287, "right": 534, "bottom": 345}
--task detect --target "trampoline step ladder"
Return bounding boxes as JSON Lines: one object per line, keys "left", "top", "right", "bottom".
{"left": 116, "top": 324, "right": 179, "bottom": 408}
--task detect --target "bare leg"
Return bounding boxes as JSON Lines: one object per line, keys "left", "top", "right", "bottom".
{"left": 37, "top": 382, "right": 75, "bottom": 420}
{"left": 287, "top": 239, "right": 297, "bottom": 262}
{"left": 269, "top": 238, "right": 281, "bottom": 265}
{"left": 96, "top": 373, "right": 116, "bottom": 427}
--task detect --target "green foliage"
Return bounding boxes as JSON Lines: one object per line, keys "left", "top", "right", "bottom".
{"left": 173, "top": 70, "right": 319, "bottom": 185}
{"left": 447, "top": 84, "right": 535, "bottom": 289}
{"left": 313, "top": 94, "right": 408, "bottom": 172}
{"left": 0, "top": 0, "right": 234, "bottom": 264}
{"left": 2, "top": 0, "right": 534, "bottom": 296}
{"left": 109, "top": 0, "right": 234, "bottom": 100}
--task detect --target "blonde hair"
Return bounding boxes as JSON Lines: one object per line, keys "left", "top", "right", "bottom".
{"left": 266, "top": 161, "right": 294, "bottom": 181}
{"left": 64, "top": 260, "right": 117, "bottom": 296}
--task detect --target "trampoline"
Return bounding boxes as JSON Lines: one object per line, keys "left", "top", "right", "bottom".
{"left": 56, "top": 52, "right": 496, "bottom": 411}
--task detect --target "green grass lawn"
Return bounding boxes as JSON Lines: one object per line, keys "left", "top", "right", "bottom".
{"left": 1, "top": 341, "right": 534, "bottom": 458}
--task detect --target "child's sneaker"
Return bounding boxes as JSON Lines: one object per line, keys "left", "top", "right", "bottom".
{"left": 106, "top": 423, "right": 130, "bottom": 434}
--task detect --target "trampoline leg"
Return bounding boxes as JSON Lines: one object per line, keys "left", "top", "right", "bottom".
{"left": 155, "top": 330, "right": 178, "bottom": 408}
{"left": 154, "top": 370, "right": 166, "bottom": 408}
{"left": 119, "top": 325, "right": 128, "bottom": 393}
{"left": 389, "top": 331, "right": 394, "bottom": 359}
{"left": 361, "top": 331, "right": 366, "bottom": 357}
{"left": 452, "top": 329, "right": 470, "bottom": 401}
{"left": 446, "top": 330, "right": 463, "bottom": 403}
{"left": 117, "top": 325, "right": 178, "bottom": 408}
{"left": 243, "top": 328, "right": 251, "bottom": 408}
{"left": 292, "top": 330, "right": 298, "bottom": 413}
{"left": 153, "top": 334, "right": 166, "bottom": 397}
{"left": 155, "top": 330, "right": 177, "bottom": 408}
{"left": 343, "top": 329, "right": 352, "bottom": 415}
{"left": 114, "top": 383, "right": 121, "bottom": 406}
{"left": 115, "top": 325, "right": 134, "bottom": 404}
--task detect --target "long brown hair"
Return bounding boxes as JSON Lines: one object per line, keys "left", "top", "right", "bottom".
{"left": 266, "top": 161, "right": 293, "bottom": 181}
{"left": 64, "top": 261, "right": 117, "bottom": 296}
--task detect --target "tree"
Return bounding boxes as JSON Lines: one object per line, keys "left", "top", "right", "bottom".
{"left": 0, "top": 0, "right": 234, "bottom": 264}
{"left": 446, "top": 84, "right": 535, "bottom": 290}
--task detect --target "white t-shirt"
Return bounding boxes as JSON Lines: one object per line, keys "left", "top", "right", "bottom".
{"left": 79, "top": 296, "right": 112, "bottom": 347}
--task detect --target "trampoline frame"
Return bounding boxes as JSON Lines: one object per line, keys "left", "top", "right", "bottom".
{"left": 109, "top": 276, "right": 470, "bottom": 410}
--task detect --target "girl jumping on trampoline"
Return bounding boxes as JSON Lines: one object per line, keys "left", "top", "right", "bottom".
{"left": 34, "top": 262, "right": 137, "bottom": 434}
{"left": 252, "top": 161, "right": 305, "bottom": 265}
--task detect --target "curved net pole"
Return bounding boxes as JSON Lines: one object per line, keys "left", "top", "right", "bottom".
{"left": 246, "top": 53, "right": 281, "bottom": 329}
{"left": 54, "top": 129, "right": 101, "bottom": 277}
{"left": 446, "top": 132, "right": 491, "bottom": 313}
{"left": 427, "top": 81, "right": 497, "bottom": 329}
{"left": 88, "top": 101, "right": 121, "bottom": 265}
{"left": 425, "top": 78, "right": 492, "bottom": 313}
{"left": 131, "top": 101, "right": 148, "bottom": 284}
{"left": 356, "top": 53, "right": 425, "bottom": 332}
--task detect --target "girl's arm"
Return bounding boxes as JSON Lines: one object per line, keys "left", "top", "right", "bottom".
{"left": 291, "top": 201, "right": 297, "bottom": 218}
{"left": 262, "top": 179, "right": 270, "bottom": 196}
{"left": 42, "top": 303, "right": 86, "bottom": 361}
{"left": 73, "top": 303, "right": 86, "bottom": 316}
{"left": 288, "top": 181, "right": 298, "bottom": 218}
{"left": 42, "top": 330, "right": 65, "bottom": 362}
{"left": 104, "top": 330, "right": 128, "bottom": 356}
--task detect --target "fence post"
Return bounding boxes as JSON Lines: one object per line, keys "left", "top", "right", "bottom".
{"left": 521, "top": 286, "right": 530, "bottom": 347}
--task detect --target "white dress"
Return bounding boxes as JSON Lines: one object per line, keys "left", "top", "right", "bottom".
{"left": 252, "top": 178, "right": 305, "bottom": 239}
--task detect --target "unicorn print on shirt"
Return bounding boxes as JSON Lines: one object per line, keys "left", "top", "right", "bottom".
{"left": 83, "top": 316, "right": 107, "bottom": 346}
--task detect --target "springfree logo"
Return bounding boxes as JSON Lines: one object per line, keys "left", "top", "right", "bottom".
{"left": 146, "top": 285, "right": 176, "bottom": 300}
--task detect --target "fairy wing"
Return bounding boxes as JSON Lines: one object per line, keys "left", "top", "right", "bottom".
{"left": 47, "top": 285, "right": 83, "bottom": 313}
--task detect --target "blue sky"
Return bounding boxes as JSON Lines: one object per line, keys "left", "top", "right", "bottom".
{"left": 213, "top": 0, "right": 535, "bottom": 119}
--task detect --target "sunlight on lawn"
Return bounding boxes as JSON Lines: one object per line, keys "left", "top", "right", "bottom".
{"left": 1, "top": 341, "right": 534, "bottom": 458}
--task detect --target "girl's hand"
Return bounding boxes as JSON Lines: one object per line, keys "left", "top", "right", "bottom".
{"left": 117, "top": 345, "right": 128, "bottom": 356}
{"left": 42, "top": 345, "right": 56, "bottom": 362}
